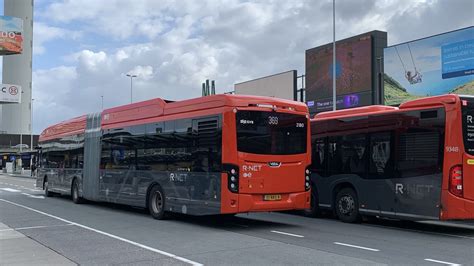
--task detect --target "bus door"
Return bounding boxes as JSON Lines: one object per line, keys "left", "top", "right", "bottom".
{"left": 392, "top": 109, "right": 445, "bottom": 220}
{"left": 461, "top": 97, "right": 474, "bottom": 201}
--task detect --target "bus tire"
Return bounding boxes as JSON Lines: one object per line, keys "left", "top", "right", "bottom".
{"left": 44, "top": 178, "right": 53, "bottom": 197}
{"left": 303, "top": 190, "right": 320, "bottom": 218}
{"left": 148, "top": 185, "right": 166, "bottom": 220}
{"left": 335, "top": 188, "right": 361, "bottom": 223}
{"left": 71, "top": 179, "right": 83, "bottom": 204}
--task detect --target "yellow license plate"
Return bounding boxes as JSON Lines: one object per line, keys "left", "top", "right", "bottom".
{"left": 264, "top": 194, "right": 282, "bottom": 201}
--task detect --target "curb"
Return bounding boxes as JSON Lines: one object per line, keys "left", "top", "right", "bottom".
{"left": 0, "top": 173, "right": 36, "bottom": 179}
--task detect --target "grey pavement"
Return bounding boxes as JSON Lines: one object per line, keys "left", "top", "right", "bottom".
{"left": 0, "top": 173, "right": 473, "bottom": 265}
{"left": 0, "top": 222, "right": 75, "bottom": 265}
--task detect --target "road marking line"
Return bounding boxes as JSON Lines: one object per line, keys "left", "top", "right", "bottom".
{"left": 334, "top": 242, "right": 380, "bottom": 252}
{"left": 0, "top": 223, "right": 74, "bottom": 232}
{"left": 424, "top": 258, "right": 461, "bottom": 266}
{"left": 367, "top": 223, "right": 474, "bottom": 240}
{"left": 0, "top": 188, "right": 21, "bottom": 192}
{"left": 21, "top": 192, "right": 45, "bottom": 199}
{"left": 270, "top": 230, "right": 304, "bottom": 238}
{"left": 0, "top": 199, "right": 203, "bottom": 266}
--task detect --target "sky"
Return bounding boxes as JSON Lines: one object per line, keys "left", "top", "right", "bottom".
{"left": 1, "top": 0, "right": 474, "bottom": 133}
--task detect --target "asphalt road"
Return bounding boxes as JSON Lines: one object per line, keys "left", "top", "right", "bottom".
{"left": 0, "top": 173, "right": 473, "bottom": 266}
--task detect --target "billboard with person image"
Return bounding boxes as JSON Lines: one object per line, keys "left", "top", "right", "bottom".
{"left": 384, "top": 26, "right": 474, "bottom": 105}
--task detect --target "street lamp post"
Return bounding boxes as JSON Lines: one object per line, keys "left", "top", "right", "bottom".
{"left": 30, "top": 98, "right": 34, "bottom": 151}
{"left": 126, "top": 74, "right": 137, "bottom": 104}
{"left": 332, "top": 0, "right": 337, "bottom": 111}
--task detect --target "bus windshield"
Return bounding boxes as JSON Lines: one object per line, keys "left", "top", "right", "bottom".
{"left": 461, "top": 96, "right": 474, "bottom": 155}
{"left": 236, "top": 110, "right": 307, "bottom": 155}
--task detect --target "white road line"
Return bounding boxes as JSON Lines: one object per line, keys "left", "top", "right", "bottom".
{"left": 0, "top": 199, "right": 203, "bottom": 266}
{"left": 0, "top": 223, "right": 74, "bottom": 232}
{"left": 333, "top": 242, "right": 380, "bottom": 252}
{"left": 21, "top": 192, "right": 45, "bottom": 199}
{"left": 367, "top": 224, "right": 474, "bottom": 240}
{"left": 270, "top": 230, "right": 304, "bottom": 238}
{"left": 424, "top": 258, "right": 461, "bottom": 266}
{"left": 0, "top": 188, "right": 21, "bottom": 192}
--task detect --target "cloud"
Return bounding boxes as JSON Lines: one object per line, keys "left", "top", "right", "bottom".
{"left": 30, "top": 0, "right": 474, "bottom": 133}
{"left": 33, "top": 22, "right": 82, "bottom": 55}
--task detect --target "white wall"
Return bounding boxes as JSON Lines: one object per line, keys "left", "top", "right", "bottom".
{"left": 234, "top": 70, "right": 296, "bottom": 100}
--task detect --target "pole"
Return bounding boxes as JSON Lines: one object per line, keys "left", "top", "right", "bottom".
{"left": 126, "top": 74, "right": 137, "bottom": 104}
{"left": 30, "top": 98, "right": 34, "bottom": 151}
{"left": 332, "top": 0, "right": 336, "bottom": 111}
{"left": 101, "top": 95, "right": 104, "bottom": 110}
{"left": 130, "top": 77, "right": 133, "bottom": 104}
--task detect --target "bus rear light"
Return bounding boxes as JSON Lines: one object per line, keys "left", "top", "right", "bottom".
{"left": 224, "top": 164, "right": 239, "bottom": 193}
{"left": 305, "top": 167, "right": 311, "bottom": 191}
{"left": 449, "top": 165, "right": 463, "bottom": 197}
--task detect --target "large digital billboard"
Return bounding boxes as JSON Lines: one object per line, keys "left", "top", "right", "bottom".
{"left": 384, "top": 27, "right": 474, "bottom": 105}
{"left": 235, "top": 70, "right": 297, "bottom": 100}
{"left": 0, "top": 16, "right": 23, "bottom": 55}
{"left": 305, "top": 31, "right": 386, "bottom": 114}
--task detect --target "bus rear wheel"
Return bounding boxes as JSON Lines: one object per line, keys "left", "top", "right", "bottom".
{"left": 148, "top": 185, "right": 166, "bottom": 220}
{"left": 335, "top": 188, "right": 361, "bottom": 223}
{"left": 44, "top": 178, "right": 53, "bottom": 197}
{"left": 303, "top": 190, "right": 320, "bottom": 218}
{"left": 71, "top": 179, "right": 83, "bottom": 204}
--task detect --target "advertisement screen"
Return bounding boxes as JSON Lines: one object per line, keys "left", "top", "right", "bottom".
{"left": 0, "top": 16, "right": 23, "bottom": 55}
{"left": 384, "top": 27, "right": 474, "bottom": 105}
{"left": 306, "top": 35, "right": 373, "bottom": 113}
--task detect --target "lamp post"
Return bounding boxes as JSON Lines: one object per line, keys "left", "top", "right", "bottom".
{"left": 332, "top": 0, "right": 337, "bottom": 111}
{"left": 30, "top": 98, "right": 34, "bottom": 151}
{"left": 101, "top": 95, "right": 104, "bottom": 110}
{"left": 126, "top": 74, "right": 137, "bottom": 104}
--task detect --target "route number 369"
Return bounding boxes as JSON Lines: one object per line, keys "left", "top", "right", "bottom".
{"left": 268, "top": 116, "right": 279, "bottom": 125}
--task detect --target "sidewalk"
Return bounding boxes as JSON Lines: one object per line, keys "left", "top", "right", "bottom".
{"left": 0, "top": 172, "right": 35, "bottom": 179}
{"left": 0, "top": 222, "right": 76, "bottom": 265}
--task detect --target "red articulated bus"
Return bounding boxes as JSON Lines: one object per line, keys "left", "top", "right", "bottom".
{"left": 306, "top": 94, "right": 474, "bottom": 222}
{"left": 36, "top": 95, "right": 311, "bottom": 219}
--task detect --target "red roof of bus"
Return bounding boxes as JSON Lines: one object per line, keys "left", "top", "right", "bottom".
{"left": 40, "top": 94, "right": 308, "bottom": 141}
{"left": 313, "top": 94, "right": 460, "bottom": 121}
{"left": 39, "top": 115, "right": 87, "bottom": 142}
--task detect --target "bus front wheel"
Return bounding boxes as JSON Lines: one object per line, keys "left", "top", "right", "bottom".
{"left": 148, "top": 185, "right": 166, "bottom": 220}
{"left": 335, "top": 188, "right": 361, "bottom": 223}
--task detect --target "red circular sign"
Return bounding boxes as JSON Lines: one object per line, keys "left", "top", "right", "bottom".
{"left": 9, "top": 86, "right": 18, "bottom": 95}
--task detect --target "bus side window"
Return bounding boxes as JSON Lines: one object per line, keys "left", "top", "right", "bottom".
{"left": 341, "top": 134, "right": 367, "bottom": 177}
{"left": 369, "top": 132, "right": 393, "bottom": 179}
{"left": 312, "top": 138, "right": 327, "bottom": 176}
{"left": 327, "top": 136, "right": 344, "bottom": 175}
